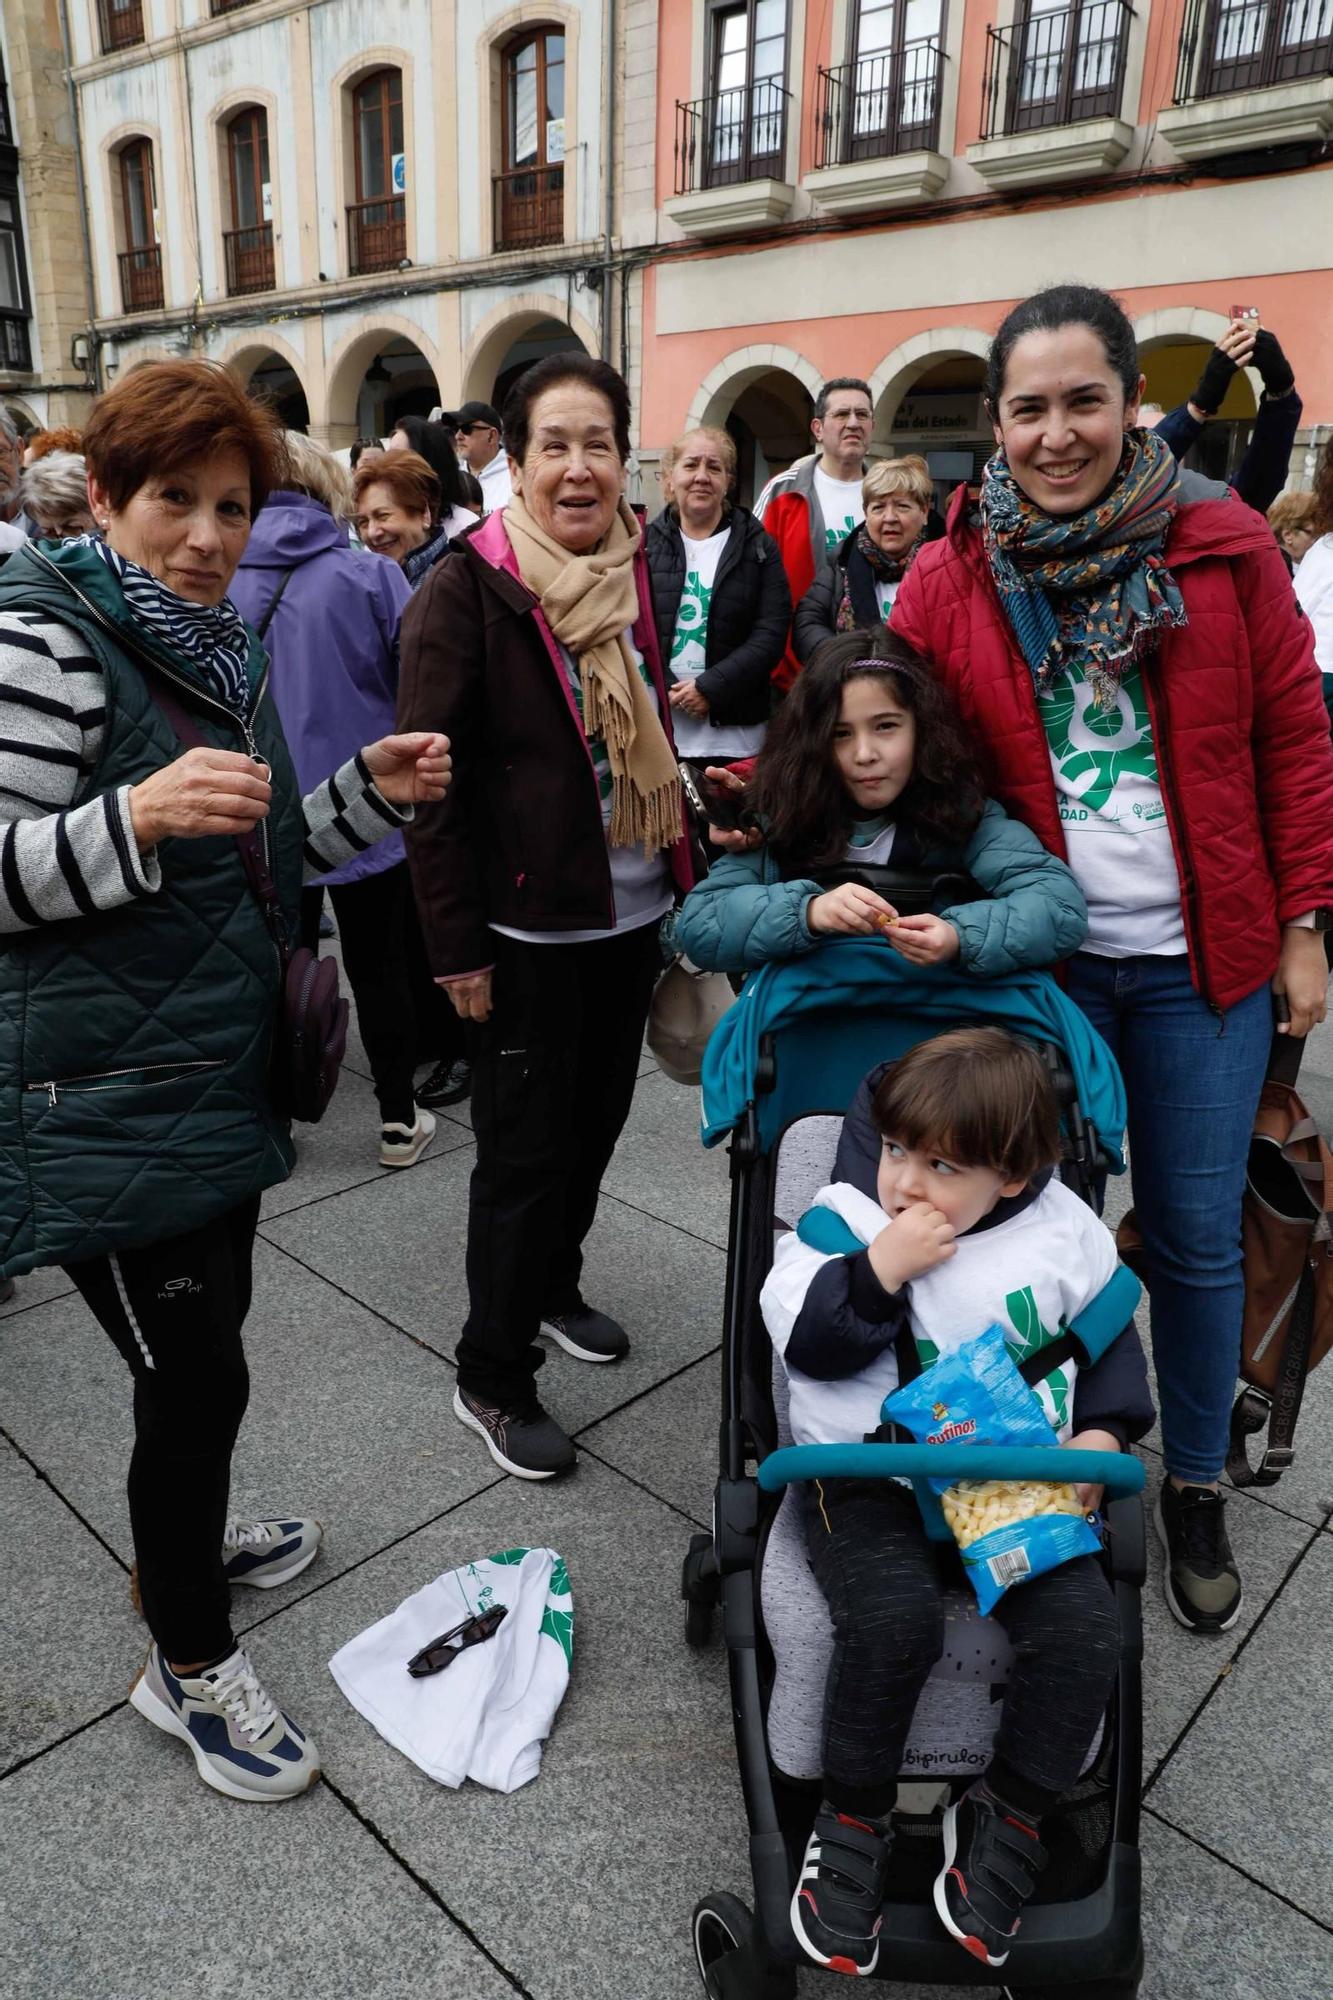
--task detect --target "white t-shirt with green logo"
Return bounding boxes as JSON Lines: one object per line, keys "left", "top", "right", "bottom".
{"left": 1038, "top": 659, "right": 1186, "bottom": 957}
{"left": 670, "top": 526, "right": 767, "bottom": 760}
{"left": 813, "top": 466, "right": 865, "bottom": 556}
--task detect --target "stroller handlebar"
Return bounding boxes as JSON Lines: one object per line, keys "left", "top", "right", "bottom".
{"left": 757, "top": 1443, "right": 1145, "bottom": 1495}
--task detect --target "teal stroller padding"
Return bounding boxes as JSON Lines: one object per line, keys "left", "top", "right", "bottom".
{"left": 699, "top": 939, "right": 1127, "bottom": 1163}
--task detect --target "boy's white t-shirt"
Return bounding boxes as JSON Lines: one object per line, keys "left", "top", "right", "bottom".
{"left": 1037, "top": 658, "right": 1186, "bottom": 957}
{"left": 813, "top": 466, "right": 865, "bottom": 556}
{"left": 669, "top": 525, "right": 767, "bottom": 761}
{"left": 762, "top": 1177, "right": 1119, "bottom": 1449}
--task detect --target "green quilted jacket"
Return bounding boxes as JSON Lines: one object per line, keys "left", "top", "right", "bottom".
{"left": 0, "top": 542, "right": 303, "bottom": 1278}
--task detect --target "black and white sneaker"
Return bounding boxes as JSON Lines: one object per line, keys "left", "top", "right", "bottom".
{"left": 934, "top": 1780, "right": 1046, "bottom": 1968}
{"left": 452, "top": 1385, "right": 576, "bottom": 1479}
{"left": 790, "top": 1804, "right": 892, "bottom": 1977}
{"left": 1155, "top": 1481, "right": 1242, "bottom": 1633}
{"left": 416, "top": 1057, "right": 472, "bottom": 1109}
{"left": 539, "top": 1305, "right": 629, "bottom": 1364}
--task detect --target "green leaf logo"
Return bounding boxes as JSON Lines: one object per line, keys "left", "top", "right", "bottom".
{"left": 488, "top": 1547, "right": 531, "bottom": 1568}
{"left": 1004, "top": 1285, "right": 1049, "bottom": 1361}
{"left": 1038, "top": 661, "right": 1157, "bottom": 817}
{"left": 549, "top": 1556, "right": 570, "bottom": 1599}
{"left": 540, "top": 1604, "right": 574, "bottom": 1666}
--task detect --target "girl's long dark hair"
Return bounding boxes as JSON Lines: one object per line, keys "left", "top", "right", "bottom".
{"left": 754, "top": 629, "right": 986, "bottom": 872}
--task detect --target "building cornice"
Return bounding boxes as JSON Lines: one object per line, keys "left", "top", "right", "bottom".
{"left": 72, "top": 0, "right": 338, "bottom": 84}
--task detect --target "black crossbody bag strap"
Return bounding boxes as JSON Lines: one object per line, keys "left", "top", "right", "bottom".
{"left": 254, "top": 566, "right": 295, "bottom": 641}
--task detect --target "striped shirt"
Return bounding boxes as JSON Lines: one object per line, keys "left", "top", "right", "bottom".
{"left": 0, "top": 611, "right": 409, "bottom": 933}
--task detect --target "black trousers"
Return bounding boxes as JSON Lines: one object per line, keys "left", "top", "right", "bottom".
{"left": 301, "top": 861, "right": 459, "bottom": 1126}
{"left": 63, "top": 1198, "right": 261, "bottom": 1666}
{"left": 807, "top": 1478, "right": 1121, "bottom": 1819}
{"left": 456, "top": 922, "right": 662, "bottom": 1407}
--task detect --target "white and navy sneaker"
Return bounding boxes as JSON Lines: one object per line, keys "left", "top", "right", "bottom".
{"left": 539, "top": 1305, "right": 629, "bottom": 1364}
{"left": 379, "top": 1107, "right": 437, "bottom": 1169}
{"left": 129, "top": 1644, "right": 320, "bottom": 1802}
{"left": 222, "top": 1518, "right": 323, "bottom": 1590}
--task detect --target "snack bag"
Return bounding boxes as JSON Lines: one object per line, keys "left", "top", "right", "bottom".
{"left": 881, "top": 1322, "right": 1101, "bottom": 1614}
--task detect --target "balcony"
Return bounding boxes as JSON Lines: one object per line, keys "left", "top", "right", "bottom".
{"left": 346, "top": 197, "right": 406, "bottom": 276}
{"left": 97, "top": 0, "right": 144, "bottom": 54}
{"left": 493, "top": 164, "right": 564, "bottom": 251}
{"left": 665, "top": 81, "right": 795, "bottom": 237}
{"left": 967, "top": 0, "right": 1134, "bottom": 190}
{"left": 1160, "top": 0, "right": 1333, "bottom": 159}
{"left": 806, "top": 44, "right": 949, "bottom": 212}
{"left": 0, "top": 315, "right": 32, "bottom": 373}
{"left": 223, "top": 223, "right": 275, "bottom": 297}
{"left": 117, "top": 244, "right": 163, "bottom": 314}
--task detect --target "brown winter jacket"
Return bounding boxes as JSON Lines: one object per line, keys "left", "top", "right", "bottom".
{"left": 397, "top": 508, "right": 694, "bottom": 979}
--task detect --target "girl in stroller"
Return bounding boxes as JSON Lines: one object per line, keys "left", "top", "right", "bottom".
{"left": 761, "top": 1028, "right": 1152, "bottom": 1977}
{"left": 675, "top": 629, "right": 1087, "bottom": 980}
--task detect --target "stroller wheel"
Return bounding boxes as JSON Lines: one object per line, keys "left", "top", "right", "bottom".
{"left": 691, "top": 1895, "right": 752, "bottom": 1995}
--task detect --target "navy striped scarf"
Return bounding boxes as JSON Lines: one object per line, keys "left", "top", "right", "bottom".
{"left": 81, "top": 536, "right": 253, "bottom": 716}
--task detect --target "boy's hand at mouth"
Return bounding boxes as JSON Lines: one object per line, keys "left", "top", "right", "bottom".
{"left": 868, "top": 1203, "right": 957, "bottom": 1291}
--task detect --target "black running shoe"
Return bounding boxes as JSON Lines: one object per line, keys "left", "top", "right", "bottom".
{"left": 539, "top": 1305, "right": 629, "bottom": 1364}
{"left": 1155, "top": 1480, "right": 1242, "bottom": 1633}
{"left": 416, "top": 1057, "right": 472, "bottom": 1109}
{"left": 790, "top": 1804, "right": 892, "bottom": 1977}
{"left": 452, "top": 1386, "right": 576, "bottom": 1480}
{"left": 934, "top": 1780, "right": 1047, "bottom": 1968}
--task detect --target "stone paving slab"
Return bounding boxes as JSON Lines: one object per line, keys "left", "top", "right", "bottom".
{"left": 243, "top": 1455, "right": 752, "bottom": 2000}
{"left": 260, "top": 1066, "right": 473, "bottom": 1220}
{"left": 1148, "top": 1531, "right": 1333, "bottom": 1914}
{"left": 0, "top": 1706, "right": 517, "bottom": 2000}
{"left": 0, "top": 1439, "right": 141, "bottom": 1773}
{"left": 0, "top": 1238, "right": 500, "bottom": 1600}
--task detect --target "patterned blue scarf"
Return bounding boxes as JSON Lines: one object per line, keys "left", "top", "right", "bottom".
{"left": 81, "top": 536, "right": 253, "bottom": 716}
{"left": 980, "top": 428, "right": 1187, "bottom": 712}
{"left": 402, "top": 523, "right": 450, "bottom": 590}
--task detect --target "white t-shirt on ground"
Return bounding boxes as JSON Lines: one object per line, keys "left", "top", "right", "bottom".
{"left": 669, "top": 525, "right": 767, "bottom": 761}
{"left": 1038, "top": 659, "right": 1186, "bottom": 957}
{"left": 1295, "top": 534, "right": 1333, "bottom": 677}
{"left": 813, "top": 466, "right": 865, "bottom": 557}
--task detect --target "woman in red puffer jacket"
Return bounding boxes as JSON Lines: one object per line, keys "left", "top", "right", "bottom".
{"left": 892, "top": 283, "right": 1333, "bottom": 1641}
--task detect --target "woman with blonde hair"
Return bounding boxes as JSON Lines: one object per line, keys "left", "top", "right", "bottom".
{"left": 795, "top": 454, "right": 933, "bottom": 662}
{"left": 232, "top": 430, "right": 464, "bottom": 1151}
{"left": 645, "top": 424, "right": 790, "bottom": 768}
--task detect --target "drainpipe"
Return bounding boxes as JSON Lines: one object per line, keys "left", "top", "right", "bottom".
{"left": 55, "top": 0, "right": 102, "bottom": 394}
{"left": 600, "top": 0, "right": 615, "bottom": 361}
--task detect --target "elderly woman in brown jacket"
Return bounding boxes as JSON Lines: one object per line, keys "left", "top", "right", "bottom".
{"left": 398, "top": 352, "right": 693, "bottom": 1480}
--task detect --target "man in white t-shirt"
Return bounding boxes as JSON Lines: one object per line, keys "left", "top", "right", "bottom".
{"left": 755, "top": 377, "right": 875, "bottom": 690}
{"left": 447, "top": 400, "right": 513, "bottom": 512}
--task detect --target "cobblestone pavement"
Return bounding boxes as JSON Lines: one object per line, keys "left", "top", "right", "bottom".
{"left": 3, "top": 1000, "right": 1331, "bottom": 1999}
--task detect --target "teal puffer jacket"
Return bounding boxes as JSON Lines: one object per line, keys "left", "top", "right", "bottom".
{"left": 675, "top": 799, "right": 1088, "bottom": 977}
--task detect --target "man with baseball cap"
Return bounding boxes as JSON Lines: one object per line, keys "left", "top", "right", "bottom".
{"left": 444, "top": 400, "right": 511, "bottom": 511}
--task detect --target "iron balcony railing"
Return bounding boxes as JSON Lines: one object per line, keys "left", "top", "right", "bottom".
{"left": 674, "top": 79, "right": 792, "bottom": 194}
{"left": 0, "top": 315, "right": 32, "bottom": 372}
{"left": 223, "top": 222, "right": 275, "bottom": 296}
{"left": 815, "top": 42, "right": 946, "bottom": 166}
{"left": 118, "top": 245, "right": 163, "bottom": 314}
{"left": 493, "top": 164, "right": 564, "bottom": 251}
{"left": 980, "top": 0, "right": 1134, "bottom": 140}
{"left": 211, "top": 0, "right": 260, "bottom": 13}
{"left": 346, "top": 196, "right": 406, "bottom": 276}
{"left": 97, "top": 0, "right": 144, "bottom": 54}
{"left": 1173, "top": 0, "right": 1333, "bottom": 103}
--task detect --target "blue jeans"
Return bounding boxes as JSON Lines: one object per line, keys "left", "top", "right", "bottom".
{"left": 1065, "top": 952, "right": 1273, "bottom": 1485}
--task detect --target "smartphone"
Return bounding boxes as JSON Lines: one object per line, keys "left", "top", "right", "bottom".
{"left": 680, "top": 759, "right": 746, "bottom": 833}
{"left": 1230, "top": 304, "right": 1260, "bottom": 323}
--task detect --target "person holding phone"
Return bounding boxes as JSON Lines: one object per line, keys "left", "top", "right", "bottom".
{"left": 1150, "top": 313, "right": 1302, "bottom": 515}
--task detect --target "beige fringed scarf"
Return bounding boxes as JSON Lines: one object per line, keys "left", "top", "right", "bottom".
{"left": 505, "top": 495, "right": 681, "bottom": 854}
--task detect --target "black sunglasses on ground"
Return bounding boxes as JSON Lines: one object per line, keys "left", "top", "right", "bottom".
{"left": 407, "top": 1603, "right": 508, "bottom": 1677}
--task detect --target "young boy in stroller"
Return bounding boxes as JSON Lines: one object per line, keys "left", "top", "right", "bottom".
{"left": 762, "top": 1026, "right": 1153, "bottom": 1978}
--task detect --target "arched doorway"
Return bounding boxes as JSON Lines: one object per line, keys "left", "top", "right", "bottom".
{"left": 488, "top": 317, "right": 586, "bottom": 417}
{"left": 688, "top": 367, "right": 816, "bottom": 511}
{"left": 1139, "top": 339, "right": 1258, "bottom": 485}
{"left": 874, "top": 352, "right": 991, "bottom": 513}
{"left": 324, "top": 325, "right": 443, "bottom": 449}
{"left": 249, "top": 356, "right": 310, "bottom": 432}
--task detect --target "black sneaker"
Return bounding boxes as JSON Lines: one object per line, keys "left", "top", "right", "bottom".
{"left": 417, "top": 1057, "right": 472, "bottom": 1109}
{"left": 934, "top": 1780, "right": 1047, "bottom": 1968}
{"left": 452, "top": 1385, "right": 576, "bottom": 1480}
{"left": 1154, "top": 1480, "right": 1243, "bottom": 1633}
{"left": 790, "top": 1804, "right": 892, "bottom": 1976}
{"left": 539, "top": 1306, "right": 629, "bottom": 1364}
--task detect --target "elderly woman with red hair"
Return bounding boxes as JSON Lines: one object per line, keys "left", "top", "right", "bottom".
{"left": 0, "top": 360, "right": 449, "bottom": 1803}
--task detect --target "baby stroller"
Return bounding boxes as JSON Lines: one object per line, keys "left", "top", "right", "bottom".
{"left": 681, "top": 941, "right": 1147, "bottom": 1998}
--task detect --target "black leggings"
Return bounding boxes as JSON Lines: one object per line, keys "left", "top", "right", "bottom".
{"left": 807, "top": 1478, "right": 1121, "bottom": 1820}
{"left": 63, "top": 1199, "right": 260, "bottom": 1665}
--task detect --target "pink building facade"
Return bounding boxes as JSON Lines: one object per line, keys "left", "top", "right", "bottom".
{"left": 634, "top": 0, "right": 1333, "bottom": 508}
